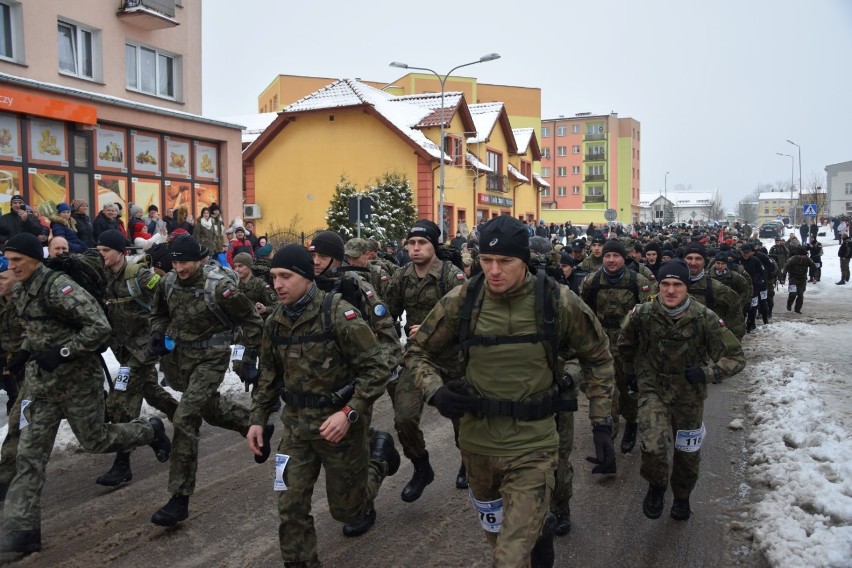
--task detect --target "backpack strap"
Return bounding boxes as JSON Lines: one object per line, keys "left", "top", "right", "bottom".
{"left": 703, "top": 274, "right": 714, "bottom": 310}
{"left": 271, "top": 291, "right": 337, "bottom": 346}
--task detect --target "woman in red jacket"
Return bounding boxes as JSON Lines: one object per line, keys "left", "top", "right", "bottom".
{"left": 225, "top": 226, "right": 254, "bottom": 266}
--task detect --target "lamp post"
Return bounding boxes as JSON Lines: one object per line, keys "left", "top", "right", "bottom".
{"left": 786, "top": 139, "right": 802, "bottom": 224}
{"left": 777, "top": 152, "right": 795, "bottom": 225}
{"left": 390, "top": 53, "right": 501, "bottom": 239}
{"left": 663, "top": 171, "right": 670, "bottom": 223}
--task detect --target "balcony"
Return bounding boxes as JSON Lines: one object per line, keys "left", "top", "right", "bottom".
{"left": 584, "top": 174, "right": 606, "bottom": 182}
{"left": 585, "top": 153, "right": 606, "bottom": 161}
{"left": 584, "top": 133, "right": 606, "bottom": 141}
{"left": 584, "top": 194, "right": 606, "bottom": 203}
{"left": 118, "top": 0, "right": 179, "bottom": 30}
{"left": 486, "top": 173, "right": 507, "bottom": 193}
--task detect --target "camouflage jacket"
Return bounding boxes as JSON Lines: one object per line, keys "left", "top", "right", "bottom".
{"left": 782, "top": 256, "right": 817, "bottom": 283}
{"left": 580, "top": 267, "right": 652, "bottom": 334}
{"left": 250, "top": 288, "right": 389, "bottom": 427}
{"left": 686, "top": 274, "right": 746, "bottom": 339}
{"left": 386, "top": 257, "right": 466, "bottom": 333}
{"left": 618, "top": 297, "right": 745, "bottom": 384}
{"left": 0, "top": 294, "right": 24, "bottom": 361}
{"left": 104, "top": 260, "right": 160, "bottom": 358}
{"left": 363, "top": 261, "right": 393, "bottom": 299}
{"left": 406, "top": 272, "right": 614, "bottom": 456}
{"left": 150, "top": 265, "right": 263, "bottom": 349}
{"left": 711, "top": 269, "right": 752, "bottom": 311}
{"left": 769, "top": 244, "right": 790, "bottom": 270}
{"left": 579, "top": 254, "right": 603, "bottom": 273}
{"left": 238, "top": 274, "right": 279, "bottom": 317}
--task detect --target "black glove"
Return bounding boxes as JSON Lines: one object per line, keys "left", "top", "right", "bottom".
{"left": 586, "top": 422, "right": 617, "bottom": 474}
{"left": 240, "top": 350, "right": 259, "bottom": 393}
{"left": 33, "top": 347, "right": 66, "bottom": 373}
{"left": 626, "top": 373, "right": 638, "bottom": 395}
{"left": 429, "top": 380, "right": 473, "bottom": 419}
{"left": 147, "top": 331, "right": 169, "bottom": 357}
{"left": 684, "top": 365, "right": 706, "bottom": 385}
{"left": 6, "top": 350, "right": 30, "bottom": 375}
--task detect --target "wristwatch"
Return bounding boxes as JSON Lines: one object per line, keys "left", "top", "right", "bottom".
{"left": 59, "top": 347, "right": 71, "bottom": 358}
{"left": 341, "top": 405, "right": 359, "bottom": 423}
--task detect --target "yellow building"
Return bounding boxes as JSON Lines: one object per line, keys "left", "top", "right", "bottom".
{"left": 243, "top": 79, "right": 544, "bottom": 237}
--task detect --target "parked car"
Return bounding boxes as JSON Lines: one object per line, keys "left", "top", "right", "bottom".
{"left": 759, "top": 221, "right": 784, "bottom": 238}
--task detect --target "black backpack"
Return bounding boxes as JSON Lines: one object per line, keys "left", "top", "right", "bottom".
{"left": 44, "top": 251, "right": 109, "bottom": 308}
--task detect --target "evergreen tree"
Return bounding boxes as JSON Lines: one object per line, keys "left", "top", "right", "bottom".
{"left": 325, "top": 172, "right": 417, "bottom": 243}
{"left": 325, "top": 176, "right": 361, "bottom": 239}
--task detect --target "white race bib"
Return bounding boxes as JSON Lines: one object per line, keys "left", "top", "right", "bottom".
{"left": 759, "top": 290, "right": 768, "bottom": 300}
{"left": 115, "top": 366, "right": 130, "bottom": 392}
{"left": 675, "top": 423, "right": 706, "bottom": 453}
{"left": 469, "top": 491, "right": 504, "bottom": 533}
{"left": 788, "top": 284, "right": 797, "bottom": 293}
{"left": 274, "top": 453, "right": 289, "bottom": 491}
{"left": 232, "top": 344, "right": 245, "bottom": 362}
{"left": 19, "top": 399, "right": 31, "bottom": 430}
{"left": 750, "top": 297, "right": 758, "bottom": 307}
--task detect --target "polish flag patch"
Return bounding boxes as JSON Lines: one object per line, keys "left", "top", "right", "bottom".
{"left": 366, "top": 290, "right": 374, "bottom": 298}
{"left": 456, "top": 273, "right": 465, "bottom": 280}
{"left": 223, "top": 289, "right": 232, "bottom": 298}
{"left": 61, "top": 285, "right": 73, "bottom": 295}
{"left": 380, "top": 275, "right": 389, "bottom": 281}
{"left": 344, "top": 310, "right": 357, "bottom": 320}
{"left": 642, "top": 285, "right": 650, "bottom": 292}
{"left": 719, "top": 319, "right": 726, "bottom": 327}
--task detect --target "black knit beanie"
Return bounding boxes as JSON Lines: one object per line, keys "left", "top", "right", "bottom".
{"left": 657, "top": 259, "right": 690, "bottom": 285}
{"left": 309, "top": 231, "right": 345, "bottom": 262}
{"left": 97, "top": 230, "right": 128, "bottom": 253}
{"left": 407, "top": 219, "right": 441, "bottom": 251}
{"left": 479, "top": 216, "right": 530, "bottom": 263}
{"left": 602, "top": 240, "right": 627, "bottom": 258}
{"left": 271, "top": 244, "right": 315, "bottom": 280}
{"left": 168, "top": 235, "right": 206, "bottom": 261}
{"left": 148, "top": 243, "right": 172, "bottom": 272}
{"left": 682, "top": 241, "right": 707, "bottom": 258}
{"left": 4, "top": 233, "right": 43, "bottom": 262}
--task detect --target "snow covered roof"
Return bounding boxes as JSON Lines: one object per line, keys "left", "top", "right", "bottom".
{"left": 391, "top": 92, "right": 463, "bottom": 128}
{"left": 507, "top": 163, "right": 529, "bottom": 183}
{"left": 757, "top": 189, "right": 824, "bottom": 201}
{"left": 512, "top": 128, "right": 534, "bottom": 154}
{"left": 465, "top": 152, "right": 492, "bottom": 173}
{"left": 533, "top": 172, "right": 550, "bottom": 188}
{"left": 218, "top": 113, "right": 278, "bottom": 145}
{"left": 640, "top": 190, "right": 719, "bottom": 208}
{"left": 466, "top": 102, "right": 503, "bottom": 143}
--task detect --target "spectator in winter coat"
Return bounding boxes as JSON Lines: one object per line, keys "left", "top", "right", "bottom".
{"left": 244, "top": 221, "right": 260, "bottom": 251}
{"left": 49, "top": 203, "right": 87, "bottom": 252}
{"left": 226, "top": 226, "right": 254, "bottom": 266}
{"left": 92, "top": 203, "right": 122, "bottom": 240}
{"left": 127, "top": 204, "right": 166, "bottom": 251}
{"left": 70, "top": 199, "right": 96, "bottom": 248}
{"left": 799, "top": 222, "right": 809, "bottom": 244}
{"left": 809, "top": 221, "right": 819, "bottom": 239}
{"left": 146, "top": 205, "right": 165, "bottom": 235}
{"left": 807, "top": 237, "right": 823, "bottom": 282}
{"left": 0, "top": 195, "right": 42, "bottom": 245}
{"left": 193, "top": 207, "right": 224, "bottom": 256}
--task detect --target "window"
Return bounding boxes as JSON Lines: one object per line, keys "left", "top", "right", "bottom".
{"left": 590, "top": 145, "right": 605, "bottom": 155}
{"left": 557, "top": 146, "right": 567, "bottom": 157}
{"left": 589, "top": 165, "right": 604, "bottom": 176}
{"left": 572, "top": 186, "right": 580, "bottom": 194}
{"left": 556, "top": 126, "right": 567, "bottom": 136}
{"left": 571, "top": 166, "right": 580, "bottom": 174}
{"left": 520, "top": 160, "right": 532, "bottom": 180}
{"left": 588, "top": 186, "right": 603, "bottom": 196}
{"left": 541, "top": 188, "right": 550, "bottom": 197}
{"left": 541, "top": 167, "right": 550, "bottom": 177}
{"left": 557, "top": 186, "right": 567, "bottom": 197}
{"left": 572, "top": 145, "right": 580, "bottom": 154}
{"left": 765, "top": 208, "right": 769, "bottom": 214}
{"left": 126, "top": 42, "right": 180, "bottom": 99}
{"left": 443, "top": 135, "right": 463, "bottom": 165}
{"left": 557, "top": 167, "right": 566, "bottom": 177}
{"left": 58, "top": 20, "right": 98, "bottom": 80}
{"left": 486, "top": 150, "right": 502, "bottom": 191}
{"left": 846, "top": 183, "right": 852, "bottom": 195}
{"left": 541, "top": 147, "right": 550, "bottom": 159}
{"left": 542, "top": 126, "right": 550, "bottom": 137}
{"left": 572, "top": 124, "right": 580, "bottom": 133}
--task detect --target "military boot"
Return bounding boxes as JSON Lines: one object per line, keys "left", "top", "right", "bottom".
{"left": 530, "top": 511, "right": 557, "bottom": 568}
{"left": 96, "top": 452, "right": 132, "bottom": 486}
{"left": 671, "top": 497, "right": 691, "bottom": 521}
{"left": 0, "top": 529, "right": 41, "bottom": 554}
{"left": 148, "top": 417, "right": 172, "bottom": 463}
{"left": 642, "top": 484, "right": 667, "bottom": 519}
{"left": 553, "top": 507, "right": 571, "bottom": 536}
{"left": 455, "top": 462, "right": 468, "bottom": 489}
{"left": 341, "top": 508, "right": 376, "bottom": 538}
{"left": 620, "top": 422, "right": 638, "bottom": 454}
{"left": 401, "top": 453, "right": 434, "bottom": 502}
{"left": 369, "top": 430, "right": 400, "bottom": 477}
{"left": 254, "top": 423, "right": 275, "bottom": 464}
{"left": 151, "top": 495, "right": 189, "bottom": 527}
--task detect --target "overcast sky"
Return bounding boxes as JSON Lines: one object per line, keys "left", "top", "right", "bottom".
{"left": 201, "top": 0, "right": 852, "bottom": 211}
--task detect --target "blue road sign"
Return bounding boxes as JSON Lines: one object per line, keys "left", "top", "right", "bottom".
{"left": 802, "top": 204, "right": 817, "bottom": 216}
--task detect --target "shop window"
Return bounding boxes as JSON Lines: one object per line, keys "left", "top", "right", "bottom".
{"left": 126, "top": 42, "right": 181, "bottom": 100}
{"left": 58, "top": 19, "right": 100, "bottom": 80}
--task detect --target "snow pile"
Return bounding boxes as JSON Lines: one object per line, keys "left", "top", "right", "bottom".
{"left": 746, "top": 356, "right": 852, "bottom": 567}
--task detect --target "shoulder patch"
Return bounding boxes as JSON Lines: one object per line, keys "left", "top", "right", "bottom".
{"left": 373, "top": 304, "right": 387, "bottom": 317}
{"left": 223, "top": 289, "right": 232, "bottom": 298}
{"left": 344, "top": 309, "right": 357, "bottom": 320}
{"left": 61, "top": 285, "right": 73, "bottom": 295}
{"left": 642, "top": 285, "right": 650, "bottom": 292}
{"left": 630, "top": 305, "right": 638, "bottom": 316}
{"left": 456, "top": 273, "right": 465, "bottom": 281}
{"left": 365, "top": 290, "right": 374, "bottom": 298}
{"left": 380, "top": 275, "right": 389, "bottom": 281}
{"left": 719, "top": 319, "right": 726, "bottom": 327}
{"left": 146, "top": 274, "right": 161, "bottom": 289}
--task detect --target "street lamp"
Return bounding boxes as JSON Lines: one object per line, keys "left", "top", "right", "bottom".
{"left": 663, "top": 171, "right": 670, "bottom": 224}
{"left": 777, "top": 152, "right": 795, "bottom": 225}
{"left": 390, "top": 53, "right": 501, "bottom": 239}
{"left": 787, "top": 139, "right": 802, "bottom": 224}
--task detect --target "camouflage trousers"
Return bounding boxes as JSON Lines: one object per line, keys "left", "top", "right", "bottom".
{"left": 0, "top": 379, "right": 26, "bottom": 486}
{"left": 638, "top": 373, "right": 707, "bottom": 499}
{"left": 464, "top": 448, "right": 556, "bottom": 568}
{"left": 388, "top": 367, "right": 459, "bottom": 461}
{"left": 107, "top": 344, "right": 178, "bottom": 425}
{"left": 161, "top": 347, "right": 250, "bottom": 496}
{"left": 610, "top": 358, "right": 638, "bottom": 429}
{"left": 276, "top": 414, "right": 387, "bottom": 566}
{"left": 551, "top": 407, "right": 574, "bottom": 515}
{"left": 786, "top": 278, "right": 808, "bottom": 312}
{"left": 3, "top": 360, "right": 154, "bottom": 531}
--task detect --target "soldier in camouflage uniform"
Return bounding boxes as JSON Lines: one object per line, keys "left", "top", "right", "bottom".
{"left": 769, "top": 236, "right": 790, "bottom": 280}
{"left": 579, "top": 233, "right": 605, "bottom": 272}
{"left": 385, "top": 219, "right": 467, "bottom": 500}
{"left": 0, "top": 233, "right": 171, "bottom": 554}
{"left": 232, "top": 251, "right": 279, "bottom": 318}
{"left": 246, "top": 244, "right": 400, "bottom": 565}
{"left": 366, "top": 237, "right": 400, "bottom": 278}
{"left": 781, "top": 246, "right": 817, "bottom": 313}
{"left": 344, "top": 238, "right": 392, "bottom": 298}
{"left": 147, "top": 234, "right": 266, "bottom": 527}
{"left": 710, "top": 251, "right": 751, "bottom": 315}
{"left": 681, "top": 242, "right": 746, "bottom": 340}
{"left": 619, "top": 259, "right": 744, "bottom": 521}
{"left": 95, "top": 230, "right": 180, "bottom": 487}
{"left": 0, "top": 265, "right": 25, "bottom": 501}
{"left": 407, "top": 216, "right": 615, "bottom": 567}
{"left": 580, "top": 239, "right": 652, "bottom": 454}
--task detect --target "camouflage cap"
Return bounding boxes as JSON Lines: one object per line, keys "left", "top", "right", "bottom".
{"left": 344, "top": 238, "right": 370, "bottom": 258}
{"left": 366, "top": 238, "right": 380, "bottom": 252}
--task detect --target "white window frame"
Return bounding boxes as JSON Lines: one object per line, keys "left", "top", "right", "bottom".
{"left": 557, "top": 167, "right": 567, "bottom": 177}
{"left": 541, "top": 126, "right": 550, "bottom": 138}
{"left": 0, "top": 1, "right": 23, "bottom": 63}
{"left": 588, "top": 186, "right": 603, "bottom": 196}
{"left": 126, "top": 42, "right": 182, "bottom": 101}
{"left": 541, "top": 147, "right": 550, "bottom": 159}
{"left": 541, "top": 167, "right": 550, "bottom": 177}
{"left": 57, "top": 18, "right": 100, "bottom": 81}
{"left": 556, "top": 126, "right": 567, "bottom": 136}
{"left": 572, "top": 124, "right": 580, "bottom": 134}
{"left": 557, "top": 146, "right": 567, "bottom": 157}
{"left": 541, "top": 188, "right": 550, "bottom": 197}
{"left": 846, "top": 183, "right": 852, "bottom": 195}
{"left": 571, "top": 166, "right": 580, "bottom": 174}
{"left": 588, "top": 165, "right": 604, "bottom": 176}
{"left": 572, "top": 145, "right": 580, "bottom": 154}
{"left": 572, "top": 186, "right": 580, "bottom": 194}
{"left": 557, "top": 186, "right": 567, "bottom": 197}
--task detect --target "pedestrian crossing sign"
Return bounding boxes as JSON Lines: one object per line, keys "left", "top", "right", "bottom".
{"left": 802, "top": 204, "right": 817, "bottom": 216}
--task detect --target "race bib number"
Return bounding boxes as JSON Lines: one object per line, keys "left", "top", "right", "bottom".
{"left": 115, "top": 366, "right": 130, "bottom": 392}
{"left": 20, "top": 399, "right": 31, "bottom": 430}
{"left": 232, "top": 344, "right": 245, "bottom": 362}
{"left": 675, "top": 423, "right": 705, "bottom": 453}
{"left": 759, "top": 290, "right": 768, "bottom": 300}
{"left": 274, "top": 454, "right": 290, "bottom": 491}
{"left": 469, "top": 491, "right": 503, "bottom": 533}
{"left": 788, "top": 284, "right": 797, "bottom": 293}
{"left": 750, "top": 297, "right": 758, "bottom": 307}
